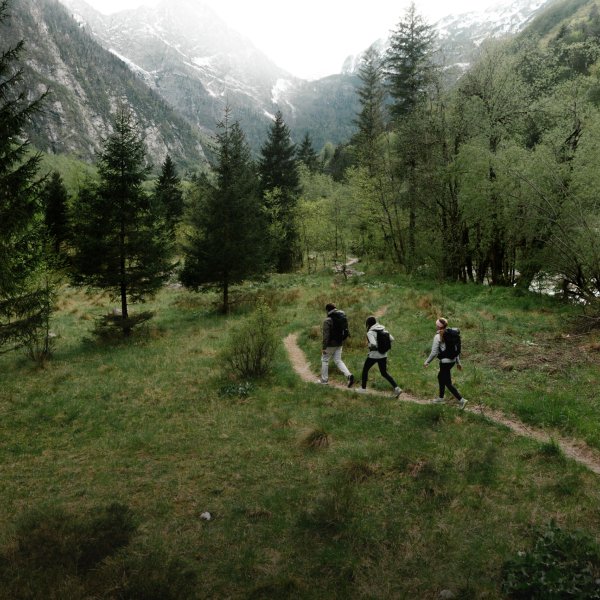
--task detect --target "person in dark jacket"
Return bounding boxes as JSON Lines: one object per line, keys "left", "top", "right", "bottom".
{"left": 320, "top": 303, "right": 354, "bottom": 387}
{"left": 356, "top": 316, "right": 402, "bottom": 397}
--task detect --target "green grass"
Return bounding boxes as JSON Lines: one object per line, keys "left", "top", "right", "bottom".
{"left": 1, "top": 271, "right": 599, "bottom": 598}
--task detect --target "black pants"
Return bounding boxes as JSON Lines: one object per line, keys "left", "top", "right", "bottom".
{"left": 438, "top": 362, "right": 462, "bottom": 400}
{"left": 361, "top": 357, "right": 397, "bottom": 389}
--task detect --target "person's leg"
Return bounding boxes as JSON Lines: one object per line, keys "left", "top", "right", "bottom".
{"left": 376, "top": 357, "right": 398, "bottom": 389}
{"left": 444, "top": 363, "right": 462, "bottom": 400}
{"left": 439, "top": 363, "right": 461, "bottom": 400}
{"left": 332, "top": 346, "right": 351, "bottom": 378}
{"left": 361, "top": 357, "right": 376, "bottom": 389}
{"left": 320, "top": 347, "right": 334, "bottom": 383}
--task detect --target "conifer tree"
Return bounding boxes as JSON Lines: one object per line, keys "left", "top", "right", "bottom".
{"left": 0, "top": 0, "right": 50, "bottom": 353}
{"left": 258, "top": 111, "right": 301, "bottom": 272}
{"left": 181, "top": 109, "right": 269, "bottom": 314}
{"left": 42, "top": 171, "right": 69, "bottom": 255}
{"left": 385, "top": 2, "right": 436, "bottom": 119}
{"left": 354, "top": 45, "right": 386, "bottom": 174}
{"left": 297, "top": 132, "right": 319, "bottom": 173}
{"left": 70, "top": 108, "right": 173, "bottom": 333}
{"left": 153, "top": 154, "right": 183, "bottom": 232}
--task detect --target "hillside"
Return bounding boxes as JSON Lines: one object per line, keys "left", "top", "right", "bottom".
{"left": 4, "top": 0, "right": 209, "bottom": 169}
{"left": 0, "top": 272, "right": 599, "bottom": 598}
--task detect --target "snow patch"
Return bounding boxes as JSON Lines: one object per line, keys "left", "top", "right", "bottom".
{"left": 271, "top": 78, "right": 293, "bottom": 104}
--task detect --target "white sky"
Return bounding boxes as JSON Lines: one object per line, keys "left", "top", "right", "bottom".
{"left": 82, "top": 0, "right": 499, "bottom": 79}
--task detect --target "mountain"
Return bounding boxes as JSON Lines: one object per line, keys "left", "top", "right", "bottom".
{"left": 58, "top": 0, "right": 360, "bottom": 151}
{"left": 343, "top": 0, "right": 550, "bottom": 80}
{"left": 3, "top": 0, "right": 209, "bottom": 169}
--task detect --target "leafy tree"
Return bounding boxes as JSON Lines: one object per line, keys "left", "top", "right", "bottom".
{"left": 258, "top": 110, "right": 300, "bottom": 272}
{"left": 70, "top": 108, "right": 173, "bottom": 334}
{"left": 153, "top": 154, "right": 183, "bottom": 232}
{"left": 296, "top": 132, "right": 319, "bottom": 173}
{"left": 181, "top": 109, "right": 269, "bottom": 313}
{"left": 0, "top": 0, "right": 51, "bottom": 355}
{"left": 42, "top": 171, "right": 69, "bottom": 255}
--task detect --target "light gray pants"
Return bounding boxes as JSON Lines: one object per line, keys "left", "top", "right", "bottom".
{"left": 321, "top": 346, "right": 351, "bottom": 383}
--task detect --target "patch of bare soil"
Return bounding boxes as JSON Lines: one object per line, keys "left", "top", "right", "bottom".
{"left": 283, "top": 333, "right": 600, "bottom": 475}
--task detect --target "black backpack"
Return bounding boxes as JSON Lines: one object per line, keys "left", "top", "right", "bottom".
{"left": 329, "top": 310, "right": 350, "bottom": 344}
{"left": 438, "top": 327, "right": 461, "bottom": 360}
{"left": 376, "top": 329, "right": 392, "bottom": 353}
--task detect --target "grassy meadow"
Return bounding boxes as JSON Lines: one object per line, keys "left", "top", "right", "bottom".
{"left": 1, "top": 265, "right": 599, "bottom": 599}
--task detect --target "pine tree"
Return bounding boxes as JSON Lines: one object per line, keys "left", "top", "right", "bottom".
{"left": 353, "top": 45, "right": 387, "bottom": 175}
{"left": 297, "top": 132, "right": 319, "bottom": 173}
{"left": 181, "top": 109, "right": 269, "bottom": 314}
{"left": 385, "top": 2, "right": 436, "bottom": 119}
{"left": 0, "top": 0, "right": 50, "bottom": 353}
{"left": 153, "top": 154, "right": 183, "bottom": 232}
{"left": 70, "top": 108, "right": 173, "bottom": 334}
{"left": 258, "top": 111, "right": 301, "bottom": 272}
{"left": 42, "top": 171, "right": 69, "bottom": 254}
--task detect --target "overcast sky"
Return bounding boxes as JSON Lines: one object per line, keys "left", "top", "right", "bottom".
{"left": 82, "top": 0, "right": 500, "bottom": 79}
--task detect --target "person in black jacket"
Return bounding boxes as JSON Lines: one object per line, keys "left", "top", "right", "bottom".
{"left": 320, "top": 303, "right": 354, "bottom": 387}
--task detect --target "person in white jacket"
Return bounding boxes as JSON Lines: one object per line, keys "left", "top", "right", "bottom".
{"left": 356, "top": 316, "right": 402, "bottom": 397}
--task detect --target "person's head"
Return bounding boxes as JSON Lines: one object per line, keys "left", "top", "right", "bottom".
{"left": 325, "top": 303, "right": 336, "bottom": 313}
{"left": 436, "top": 317, "right": 448, "bottom": 332}
{"left": 366, "top": 316, "right": 377, "bottom": 330}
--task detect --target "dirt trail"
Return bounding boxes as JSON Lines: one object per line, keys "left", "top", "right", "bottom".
{"left": 284, "top": 332, "right": 600, "bottom": 475}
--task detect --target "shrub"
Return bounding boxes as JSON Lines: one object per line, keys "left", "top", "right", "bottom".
{"left": 221, "top": 303, "right": 278, "bottom": 379}
{"left": 502, "top": 521, "right": 600, "bottom": 599}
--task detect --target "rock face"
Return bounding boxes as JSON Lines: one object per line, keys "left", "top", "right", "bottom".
{"left": 6, "top": 0, "right": 208, "bottom": 168}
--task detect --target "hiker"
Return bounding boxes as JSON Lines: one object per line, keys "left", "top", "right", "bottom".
{"left": 320, "top": 303, "right": 354, "bottom": 387}
{"left": 423, "top": 317, "right": 467, "bottom": 409}
{"left": 356, "top": 316, "right": 402, "bottom": 397}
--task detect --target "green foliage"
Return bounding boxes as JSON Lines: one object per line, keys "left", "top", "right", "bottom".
{"left": 221, "top": 302, "right": 278, "bottom": 379}
{"left": 181, "top": 109, "right": 270, "bottom": 313}
{"left": 70, "top": 108, "right": 175, "bottom": 332}
{"left": 502, "top": 521, "right": 600, "bottom": 599}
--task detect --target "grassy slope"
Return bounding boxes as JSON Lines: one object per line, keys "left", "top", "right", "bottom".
{"left": 0, "top": 270, "right": 599, "bottom": 598}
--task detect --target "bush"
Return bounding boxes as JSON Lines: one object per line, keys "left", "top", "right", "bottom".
{"left": 502, "top": 521, "right": 600, "bottom": 599}
{"left": 221, "top": 303, "right": 278, "bottom": 379}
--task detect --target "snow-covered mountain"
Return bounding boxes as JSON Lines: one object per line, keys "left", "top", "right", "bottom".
{"left": 343, "top": 0, "right": 549, "bottom": 77}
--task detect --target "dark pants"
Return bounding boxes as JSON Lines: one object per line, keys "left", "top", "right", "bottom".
{"left": 438, "top": 362, "right": 462, "bottom": 400}
{"left": 361, "top": 357, "right": 398, "bottom": 389}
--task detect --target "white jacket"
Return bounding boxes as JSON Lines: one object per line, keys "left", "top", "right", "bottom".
{"left": 366, "top": 323, "right": 394, "bottom": 359}
{"left": 425, "top": 333, "right": 461, "bottom": 365}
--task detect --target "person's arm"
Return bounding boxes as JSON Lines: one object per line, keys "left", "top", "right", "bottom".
{"left": 424, "top": 334, "right": 440, "bottom": 366}
{"left": 366, "top": 329, "right": 378, "bottom": 351}
{"left": 322, "top": 318, "right": 331, "bottom": 350}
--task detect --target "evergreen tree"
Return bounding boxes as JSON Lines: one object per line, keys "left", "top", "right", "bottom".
{"left": 70, "top": 108, "right": 173, "bottom": 334}
{"left": 181, "top": 109, "right": 269, "bottom": 313}
{"left": 153, "top": 154, "right": 183, "bottom": 232}
{"left": 297, "top": 132, "right": 319, "bottom": 173}
{"left": 353, "top": 45, "right": 386, "bottom": 174}
{"left": 258, "top": 111, "right": 301, "bottom": 272}
{"left": 42, "top": 171, "right": 69, "bottom": 255}
{"left": 385, "top": 2, "right": 436, "bottom": 119}
{"left": 0, "top": 0, "right": 50, "bottom": 353}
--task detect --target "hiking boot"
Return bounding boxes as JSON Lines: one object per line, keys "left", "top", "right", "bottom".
{"left": 458, "top": 398, "right": 468, "bottom": 410}
{"left": 355, "top": 387, "right": 367, "bottom": 393}
{"left": 317, "top": 379, "right": 328, "bottom": 385}
{"left": 347, "top": 374, "right": 355, "bottom": 388}
{"left": 393, "top": 387, "right": 403, "bottom": 398}
{"left": 432, "top": 397, "right": 446, "bottom": 404}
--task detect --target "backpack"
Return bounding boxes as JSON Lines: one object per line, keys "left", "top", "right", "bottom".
{"left": 438, "top": 327, "right": 461, "bottom": 360}
{"left": 376, "top": 329, "right": 392, "bottom": 353}
{"left": 329, "top": 310, "right": 350, "bottom": 344}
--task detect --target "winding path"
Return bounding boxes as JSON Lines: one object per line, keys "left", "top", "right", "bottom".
{"left": 284, "top": 332, "right": 600, "bottom": 475}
